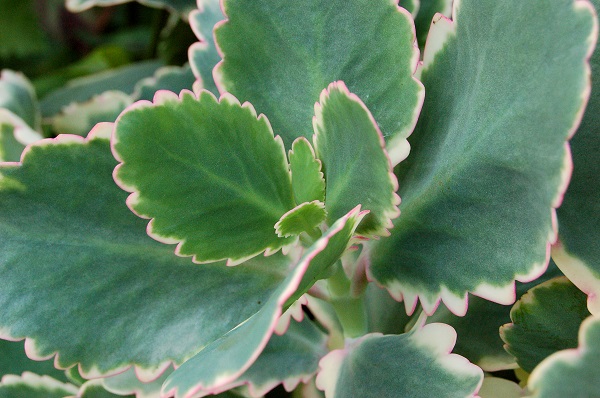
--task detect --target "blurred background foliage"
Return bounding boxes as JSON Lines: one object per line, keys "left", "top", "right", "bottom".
{"left": 0, "top": 0, "right": 196, "bottom": 98}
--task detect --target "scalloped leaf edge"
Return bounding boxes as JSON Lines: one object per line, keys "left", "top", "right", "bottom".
{"left": 111, "top": 88, "right": 293, "bottom": 266}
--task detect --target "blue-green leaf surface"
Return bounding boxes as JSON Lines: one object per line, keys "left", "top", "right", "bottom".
{"left": 314, "top": 82, "right": 399, "bottom": 237}
{"left": 163, "top": 208, "right": 364, "bottom": 398}
{"left": 369, "top": 0, "right": 597, "bottom": 316}
{"left": 553, "top": 0, "right": 600, "bottom": 316}
{"left": 214, "top": 0, "right": 424, "bottom": 153}
{"left": 316, "top": 323, "right": 483, "bottom": 397}
{"left": 0, "top": 124, "right": 294, "bottom": 379}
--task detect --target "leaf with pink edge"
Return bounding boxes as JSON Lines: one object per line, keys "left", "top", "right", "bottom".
{"left": 289, "top": 137, "right": 325, "bottom": 205}
{"left": 410, "top": 0, "right": 453, "bottom": 50}
{"left": 500, "top": 276, "right": 590, "bottom": 373}
{"left": 553, "top": 0, "right": 600, "bottom": 317}
{"left": 206, "top": 317, "right": 329, "bottom": 397}
{"left": 188, "top": 0, "right": 224, "bottom": 95}
{"left": 526, "top": 315, "right": 600, "bottom": 397}
{"left": 76, "top": 379, "right": 131, "bottom": 398}
{"left": 214, "top": 0, "right": 424, "bottom": 154}
{"left": 275, "top": 201, "right": 327, "bottom": 238}
{"left": 103, "top": 366, "right": 172, "bottom": 398}
{"left": 113, "top": 89, "right": 296, "bottom": 265}
{"left": 0, "top": 372, "right": 78, "bottom": 398}
{"left": 427, "top": 262, "right": 563, "bottom": 372}
{"left": 0, "top": 123, "right": 297, "bottom": 379}
{"left": 0, "top": 339, "right": 69, "bottom": 383}
{"left": 369, "top": 0, "right": 597, "bottom": 316}
{"left": 314, "top": 82, "right": 400, "bottom": 237}
{"left": 162, "top": 207, "right": 364, "bottom": 398}
{"left": 316, "top": 323, "right": 483, "bottom": 398}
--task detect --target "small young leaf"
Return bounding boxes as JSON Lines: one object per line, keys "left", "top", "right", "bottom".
{"left": 113, "top": 90, "right": 296, "bottom": 264}
{"left": 500, "top": 276, "right": 590, "bottom": 373}
{"left": 316, "top": 324, "right": 483, "bottom": 398}
{"left": 526, "top": 316, "right": 600, "bottom": 397}
{"left": 289, "top": 137, "right": 325, "bottom": 205}
{"left": 214, "top": 0, "right": 424, "bottom": 151}
{"left": 275, "top": 201, "right": 326, "bottom": 238}
{"left": 314, "top": 82, "right": 399, "bottom": 237}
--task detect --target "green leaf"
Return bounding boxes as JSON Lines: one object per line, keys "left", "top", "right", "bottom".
{"left": 0, "top": 372, "right": 77, "bottom": 398}
{"left": 78, "top": 379, "right": 131, "bottom": 398}
{"left": 103, "top": 366, "right": 172, "bottom": 398}
{"left": 316, "top": 323, "right": 483, "bottom": 398}
{"left": 211, "top": 318, "right": 329, "bottom": 396}
{"left": 398, "top": 0, "right": 419, "bottom": 15}
{"left": 189, "top": 0, "right": 224, "bottom": 95}
{"left": 0, "top": 70, "right": 40, "bottom": 131}
{"left": 275, "top": 201, "right": 327, "bottom": 238}
{"left": 412, "top": 0, "right": 452, "bottom": 50}
{"left": 0, "top": 70, "right": 43, "bottom": 159}
{"left": 132, "top": 64, "right": 197, "bottom": 102}
{"left": 526, "top": 315, "right": 600, "bottom": 398}
{"left": 426, "top": 261, "right": 564, "bottom": 372}
{"left": 369, "top": 0, "right": 597, "bottom": 316}
{"left": 500, "top": 276, "right": 590, "bottom": 373}
{"left": 66, "top": 0, "right": 196, "bottom": 17}
{"left": 478, "top": 377, "right": 523, "bottom": 398}
{"left": 0, "top": 0, "right": 50, "bottom": 58}
{"left": 39, "top": 60, "right": 164, "bottom": 118}
{"left": 0, "top": 124, "right": 27, "bottom": 163}
{"left": 51, "top": 91, "right": 132, "bottom": 137}
{"left": 0, "top": 340, "right": 69, "bottom": 383}
{"left": 289, "top": 137, "right": 325, "bottom": 205}
{"left": 214, "top": 0, "right": 424, "bottom": 153}
{"left": 113, "top": 90, "right": 295, "bottom": 265}
{"left": 0, "top": 124, "right": 294, "bottom": 378}
{"left": 162, "top": 208, "right": 364, "bottom": 397}
{"left": 314, "top": 82, "right": 400, "bottom": 237}
{"left": 553, "top": 0, "right": 600, "bottom": 316}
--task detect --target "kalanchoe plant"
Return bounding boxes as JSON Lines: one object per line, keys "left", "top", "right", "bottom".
{"left": 0, "top": 0, "right": 599, "bottom": 397}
